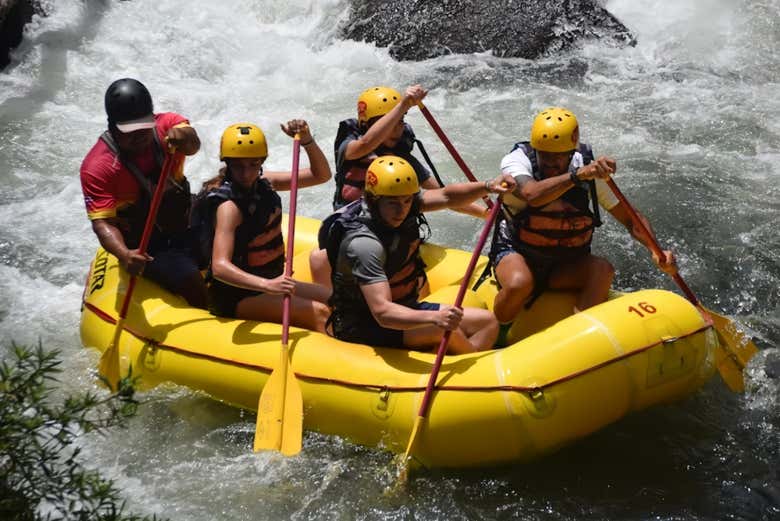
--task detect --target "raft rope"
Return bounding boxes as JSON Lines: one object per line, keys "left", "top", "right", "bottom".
{"left": 84, "top": 301, "right": 713, "bottom": 396}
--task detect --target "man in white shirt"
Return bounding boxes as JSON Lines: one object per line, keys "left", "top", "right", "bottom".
{"left": 489, "top": 107, "right": 676, "bottom": 334}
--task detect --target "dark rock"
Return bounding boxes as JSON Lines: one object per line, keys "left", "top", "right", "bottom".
{"left": 0, "top": 0, "right": 46, "bottom": 70}
{"left": 341, "top": 0, "right": 636, "bottom": 61}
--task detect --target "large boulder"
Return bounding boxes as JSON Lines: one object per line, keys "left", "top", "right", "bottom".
{"left": 0, "top": 0, "right": 43, "bottom": 69}
{"left": 341, "top": 0, "right": 635, "bottom": 61}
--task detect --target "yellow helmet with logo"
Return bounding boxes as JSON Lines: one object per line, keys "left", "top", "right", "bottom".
{"left": 364, "top": 156, "right": 419, "bottom": 197}
{"left": 357, "top": 86, "right": 402, "bottom": 124}
{"left": 220, "top": 123, "right": 268, "bottom": 160}
{"left": 530, "top": 107, "right": 579, "bottom": 153}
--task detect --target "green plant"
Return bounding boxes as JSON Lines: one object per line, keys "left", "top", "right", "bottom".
{"left": 0, "top": 342, "right": 164, "bottom": 521}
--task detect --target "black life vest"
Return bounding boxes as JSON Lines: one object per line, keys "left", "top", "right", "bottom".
{"left": 504, "top": 142, "right": 602, "bottom": 256}
{"left": 99, "top": 129, "right": 191, "bottom": 249}
{"left": 332, "top": 118, "right": 418, "bottom": 209}
{"left": 325, "top": 199, "right": 429, "bottom": 333}
{"left": 193, "top": 178, "right": 284, "bottom": 280}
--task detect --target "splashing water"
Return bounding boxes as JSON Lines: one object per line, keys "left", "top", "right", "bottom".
{"left": 0, "top": 0, "right": 778, "bottom": 519}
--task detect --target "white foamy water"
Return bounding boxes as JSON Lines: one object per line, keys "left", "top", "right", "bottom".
{"left": 1, "top": 0, "right": 778, "bottom": 519}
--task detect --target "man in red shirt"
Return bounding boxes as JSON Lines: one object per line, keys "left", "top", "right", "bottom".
{"left": 80, "top": 78, "right": 207, "bottom": 307}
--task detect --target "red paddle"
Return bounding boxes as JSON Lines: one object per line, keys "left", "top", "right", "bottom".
{"left": 397, "top": 196, "right": 502, "bottom": 483}
{"left": 98, "top": 153, "right": 175, "bottom": 391}
{"left": 606, "top": 177, "right": 758, "bottom": 392}
{"left": 254, "top": 134, "right": 304, "bottom": 455}
{"left": 418, "top": 103, "right": 493, "bottom": 209}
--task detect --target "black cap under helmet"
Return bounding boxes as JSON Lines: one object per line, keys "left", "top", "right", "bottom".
{"left": 104, "top": 78, "right": 153, "bottom": 125}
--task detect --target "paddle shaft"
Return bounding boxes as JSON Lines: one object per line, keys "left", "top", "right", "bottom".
{"left": 282, "top": 135, "right": 301, "bottom": 345}
{"left": 418, "top": 104, "right": 493, "bottom": 209}
{"left": 99, "top": 153, "right": 174, "bottom": 391}
{"left": 117, "top": 154, "right": 175, "bottom": 318}
{"left": 416, "top": 199, "right": 502, "bottom": 418}
{"left": 252, "top": 135, "right": 304, "bottom": 455}
{"left": 605, "top": 178, "right": 700, "bottom": 306}
{"left": 606, "top": 177, "right": 760, "bottom": 389}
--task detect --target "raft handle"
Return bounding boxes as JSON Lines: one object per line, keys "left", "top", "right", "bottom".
{"left": 528, "top": 388, "right": 545, "bottom": 401}
{"left": 377, "top": 388, "right": 391, "bottom": 411}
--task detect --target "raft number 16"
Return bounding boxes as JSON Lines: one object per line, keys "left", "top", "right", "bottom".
{"left": 628, "top": 302, "right": 657, "bottom": 318}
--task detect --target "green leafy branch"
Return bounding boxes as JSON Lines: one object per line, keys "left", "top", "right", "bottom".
{"left": 0, "top": 342, "right": 165, "bottom": 521}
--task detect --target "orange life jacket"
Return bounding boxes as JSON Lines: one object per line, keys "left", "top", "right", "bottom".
{"left": 324, "top": 200, "right": 430, "bottom": 336}
{"left": 508, "top": 142, "right": 601, "bottom": 255}
{"left": 204, "top": 178, "right": 284, "bottom": 280}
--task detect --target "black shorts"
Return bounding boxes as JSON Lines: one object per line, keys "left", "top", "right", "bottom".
{"left": 333, "top": 301, "right": 440, "bottom": 348}
{"left": 491, "top": 227, "right": 589, "bottom": 305}
{"left": 143, "top": 241, "right": 202, "bottom": 298}
{"left": 207, "top": 279, "right": 262, "bottom": 317}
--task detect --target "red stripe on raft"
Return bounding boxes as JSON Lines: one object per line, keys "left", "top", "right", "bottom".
{"left": 83, "top": 301, "right": 117, "bottom": 325}
{"left": 81, "top": 300, "right": 712, "bottom": 395}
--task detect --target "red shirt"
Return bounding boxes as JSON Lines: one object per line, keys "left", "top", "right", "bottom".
{"left": 80, "top": 112, "right": 189, "bottom": 220}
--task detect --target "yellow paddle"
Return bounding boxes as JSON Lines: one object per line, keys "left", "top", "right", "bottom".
{"left": 606, "top": 178, "right": 758, "bottom": 392}
{"left": 253, "top": 134, "right": 303, "bottom": 455}
{"left": 397, "top": 196, "right": 502, "bottom": 485}
{"left": 98, "top": 153, "right": 175, "bottom": 392}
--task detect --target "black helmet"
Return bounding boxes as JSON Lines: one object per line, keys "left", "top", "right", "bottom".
{"left": 104, "top": 78, "right": 155, "bottom": 132}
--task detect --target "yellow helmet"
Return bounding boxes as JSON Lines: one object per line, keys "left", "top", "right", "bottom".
{"left": 357, "top": 86, "right": 402, "bottom": 124}
{"left": 530, "top": 107, "right": 579, "bottom": 153}
{"left": 219, "top": 123, "right": 268, "bottom": 160}
{"left": 364, "top": 156, "right": 419, "bottom": 197}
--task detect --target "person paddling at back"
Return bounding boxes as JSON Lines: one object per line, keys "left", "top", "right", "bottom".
{"left": 326, "top": 155, "right": 515, "bottom": 354}
{"left": 332, "top": 84, "right": 443, "bottom": 208}
{"left": 490, "top": 107, "right": 677, "bottom": 342}
{"left": 80, "top": 78, "right": 207, "bottom": 308}
{"left": 310, "top": 84, "right": 485, "bottom": 287}
{"left": 200, "top": 121, "right": 331, "bottom": 332}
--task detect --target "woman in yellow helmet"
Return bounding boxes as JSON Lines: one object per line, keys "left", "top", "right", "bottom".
{"left": 325, "top": 155, "right": 515, "bottom": 354}
{"left": 331, "top": 84, "right": 438, "bottom": 208}
{"left": 199, "top": 120, "right": 332, "bottom": 332}
{"left": 489, "top": 107, "right": 676, "bottom": 341}
{"left": 310, "top": 84, "right": 485, "bottom": 288}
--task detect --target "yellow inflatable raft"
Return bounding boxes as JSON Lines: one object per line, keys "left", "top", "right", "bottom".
{"left": 80, "top": 215, "right": 717, "bottom": 469}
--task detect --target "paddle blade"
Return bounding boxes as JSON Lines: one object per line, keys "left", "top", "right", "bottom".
{"left": 396, "top": 415, "right": 425, "bottom": 486}
{"left": 253, "top": 361, "right": 303, "bottom": 455}
{"left": 706, "top": 307, "right": 759, "bottom": 393}
{"left": 713, "top": 343, "right": 746, "bottom": 393}
{"left": 279, "top": 367, "right": 303, "bottom": 456}
{"left": 97, "top": 320, "right": 123, "bottom": 392}
{"left": 97, "top": 344, "right": 120, "bottom": 392}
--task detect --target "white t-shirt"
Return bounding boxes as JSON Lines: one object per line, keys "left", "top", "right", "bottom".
{"left": 499, "top": 146, "right": 619, "bottom": 212}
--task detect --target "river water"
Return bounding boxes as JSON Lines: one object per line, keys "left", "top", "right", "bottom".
{"left": 0, "top": 0, "right": 778, "bottom": 519}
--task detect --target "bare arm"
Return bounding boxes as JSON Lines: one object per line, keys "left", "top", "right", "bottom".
{"left": 451, "top": 202, "right": 490, "bottom": 219}
{"left": 360, "top": 281, "right": 462, "bottom": 330}
{"left": 344, "top": 84, "right": 427, "bottom": 160}
{"left": 265, "top": 119, "right": 332, "bottom": 190}
{"left": 210, "top": 202, "right": 296, "bottom": 294}
{"left": 420, "top": 176, "right": 488, "bottom": 219}
{"left": 166, "top": 125, "right": 200, "bottom": 156}
{"left": 421, "top": 173, "right": 515, "bottom": 212}
{"left": 91, "top": 219, "right": 151, "bottom": 276}
{"left": 609, "top": 202, "right": 677, "bottom": 274}
{"left": 516, "top": 174, "right": 575, "bottom": 207}
{"left": 519, "top": 156, "right": 616, "bottom": 207}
